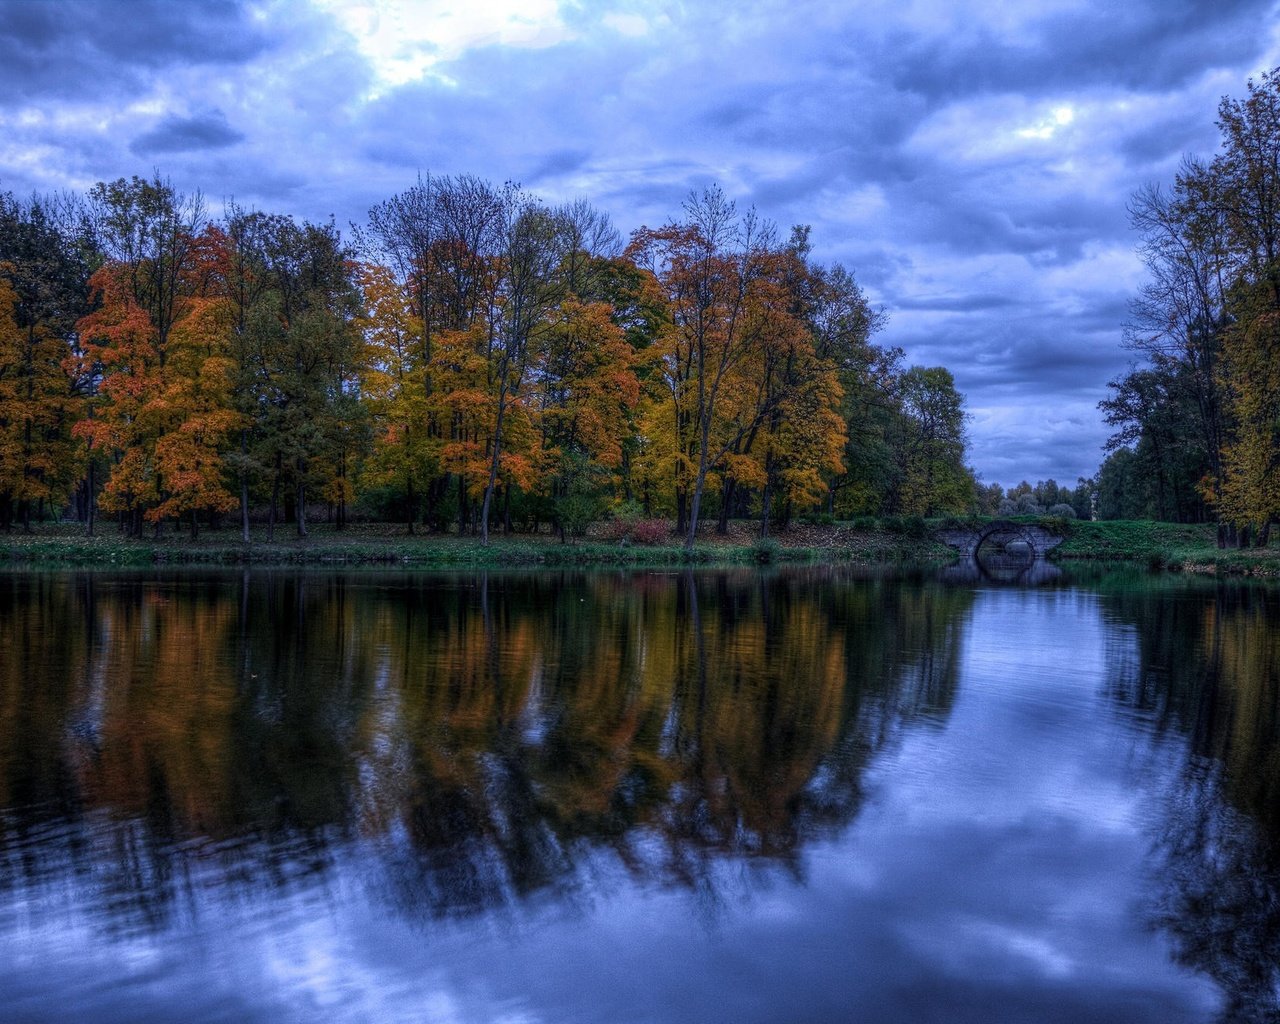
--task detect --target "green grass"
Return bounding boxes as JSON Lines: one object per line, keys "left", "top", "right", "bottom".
{"left": 17, "top": 516, "right": 1271, "bottom": 577}
{"left": 1047, "top": 519, "right": 1280, "bottom": 577}
{"left": 0, "top": 521, "right": 947, "bottom": 570}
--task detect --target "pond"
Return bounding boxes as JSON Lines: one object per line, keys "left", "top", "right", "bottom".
{"left": 0, "top": 567, "right": 1277, "bottom": 1023}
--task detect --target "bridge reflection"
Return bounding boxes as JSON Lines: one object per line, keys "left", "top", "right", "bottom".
{"left": 940, "top": 554, "right": 1063, "bottom": 586}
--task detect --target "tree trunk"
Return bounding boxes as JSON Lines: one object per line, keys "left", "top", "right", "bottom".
{"left": 296, "top": 466, "right": 308, "bottom": 539}
{"left": 685, "top": 422, "right": 712, "bottom": 552}
{"left": 84, "top": 422, "right": 97, "bottom": 537}
{"left": 480, "top": 395, "right": 508, "bottom": 547}
{"left": 239, "top": 431, "right": 250, "bottom": 544}
{"left": 717, "top": 479, "right": 736, "bottom": 535}
{"left": 269, "top": 452, "right": 281, "bottom": 543}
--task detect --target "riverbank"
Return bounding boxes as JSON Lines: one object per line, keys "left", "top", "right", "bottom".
{"left": 1050, "top": 519, "right": 1280, "bottom": 577}
{"left": 0, "top": 520, "right": 954, "bottom": 569}
{"left": 1, "top": 517, "right": 1276, "bottom": 575}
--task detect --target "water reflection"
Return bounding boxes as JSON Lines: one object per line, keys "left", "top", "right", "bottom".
{"left": 2, "top": 569, "right": 1279, "bottom": 1021}
{"left": 941, "top": 554, "right": 1064, "bottom": 586}
{"left": 1101, "top": 583, "right": 1280, "bottom": 1022}
{"left": 0, "top": 570, "right": 970, "bottom": 933}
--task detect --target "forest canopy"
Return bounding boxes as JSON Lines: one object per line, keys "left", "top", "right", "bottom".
{"left": 0, "top": 175, "right": 979, "bottom": 544}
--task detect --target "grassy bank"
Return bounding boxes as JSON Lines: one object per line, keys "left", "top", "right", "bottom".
{"left": 1048, "top": 519, "right": 1280, "bottom": 577}
{"left": 0, "top": 520, "right": 954, "bottom": 569}
{"left": 4, "top": 517, "right": 1275, "bottom": 576}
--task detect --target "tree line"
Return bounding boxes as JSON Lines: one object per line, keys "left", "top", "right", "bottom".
{"left": 1097, "top": 67, "right": 1280, "bottom": 544}
{"left": 0, "top": 174, "right": 976, "bottom": 546}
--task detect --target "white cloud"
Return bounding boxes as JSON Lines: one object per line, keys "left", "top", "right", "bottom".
{"left": 312, "top": 0, "right": 575, "bottom": 92}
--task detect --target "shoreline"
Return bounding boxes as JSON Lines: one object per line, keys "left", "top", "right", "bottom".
{"left": 0, "top": 519, "right": 1277, "bottom": 576}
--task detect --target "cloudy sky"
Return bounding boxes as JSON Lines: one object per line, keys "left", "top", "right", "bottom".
{"left": 2, "top": 0, "right": 1279, "bottom": 487}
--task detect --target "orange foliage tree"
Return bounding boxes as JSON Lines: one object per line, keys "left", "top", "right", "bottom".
{"left": 0, "top": 194, "right": 91, "bottom": 531}
{"left": 628, "top": 187, "right": 849, "bottom": 546}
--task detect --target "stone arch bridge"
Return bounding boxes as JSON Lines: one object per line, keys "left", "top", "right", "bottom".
{"left": 935, "top": 519, "right": 1065, "bottom": 560}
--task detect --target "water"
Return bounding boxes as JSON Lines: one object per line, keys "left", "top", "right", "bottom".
{"left": 0, "top": 567, "right": 1277, "bottom": 1023}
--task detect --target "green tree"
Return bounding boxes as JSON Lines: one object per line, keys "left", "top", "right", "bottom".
{"left": 893, "top": 366, "right": 972, "bottom": 515}
{"left": 241, "top": 217, "right": 364, "bottom": 539}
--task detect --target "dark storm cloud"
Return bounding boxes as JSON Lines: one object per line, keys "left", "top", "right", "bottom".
{"left": 0, "top": 0, "right": 272, "bottom": 100}
{"left": 1118, "top": 111, "right": 1215, "bottom": 166}
{"left": 130, "top": 112, "right": 244, "bottom": 156}
{"left": 524, "top": 148, "right": 592, "bottom": 186}
{"left": 891, "top": 0, "right": 1275, "bottom": 100}
{"left": 896, "top": 294, "right": 1020, "bottom": 313}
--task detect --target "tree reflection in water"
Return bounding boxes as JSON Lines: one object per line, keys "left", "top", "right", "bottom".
{"left": 1103, "top": 582, "right": 1280, "bottom": 1022}
{"left": 0, "top": 569, "right": 972, "bottom": 932}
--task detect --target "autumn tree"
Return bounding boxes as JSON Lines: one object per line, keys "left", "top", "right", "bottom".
{"left": 1214, "top": 69, "right": 1280, "bottom": 540}
{"left": 706, "top": 236, "right": 846, "bottom": 537}
{"left": 357, "top": 261, "right": 432, "bottom": 531}
{"left": 535, "top": 298, "right": 639, "bottom": 537}
{"left": 1105, "top": 68, "right": 1280, "bottom": 543}
{"left": 629, "top": 188, "right": 802, "bottom": 549}
{"left": 472, "top": 187, "right": 576, "bottom": 545}
{"left": 766, "top": 228, "right": 888, "bottom": 527}
{"left": 73, "top": 176, "right": 213, "bottom": 536}
{"left": 145, "top": 228, "right": 240, "bottom": 537}
{"left": 364, "top": 174, "right": 509, "bottom": 531}
{"left": 0, "top": 192, "right": 91, "bottom": 530}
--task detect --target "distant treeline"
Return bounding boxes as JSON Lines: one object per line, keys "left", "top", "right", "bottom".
{"left": 1097, "top": 67, "right": 1280, "bottom": 546}
{"left": 0, "top": 175, "right": 980, "bottom": 545}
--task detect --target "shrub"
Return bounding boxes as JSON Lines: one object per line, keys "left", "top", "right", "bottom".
{"left": 881, "top": 514, "right": 928, "bottom": 539}
{"left": 600, "top": 518, "right": 629, "bottom": 542}
{"left": 556, "top": 493, "right": 600, "bottom": 538}
{"left": 1040, "top": 515, "right": 1075, "bottom": 536}
{"left": 1047, "top": 503, "right": 1077, "bottom": 519}
{"left": 630, "top": 519, "right": 670, "bottom": 545}
{"left": 602, "top": 498, "right": 676, "bottom": 543}
{"left": 752, "top": 537, "right": 781, "bottom": 564}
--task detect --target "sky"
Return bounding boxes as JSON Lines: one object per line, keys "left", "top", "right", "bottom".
{"left": 2, "top": 0, "right": 1279, "bottom": 488}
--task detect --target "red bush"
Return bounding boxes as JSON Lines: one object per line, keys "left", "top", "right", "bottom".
{"left": 629, "top": 519, "right": 670, "bottom": 545}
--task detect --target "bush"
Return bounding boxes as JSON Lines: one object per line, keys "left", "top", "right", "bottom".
{"left": 752, "top": 537, "right": 781, "bottom": 564}
{"left": 882, "top": 514, "right": 928, "bottom": 539}
{"left": 630, "top": 519, "right": 670, "bottom": 545}
{"left": 599, "top": 518, "right": 628, "bottom": 542}
{"left": 1040, "top": 515, "right": 1075, "bottom": 536}
{"left": 603, "top": 515, "right": 671, "bottom": 545}
{"left": 1047, "top": 503, "right": 1077, "bottom": 519}
{"left": 556, "top": 493, "right": 600, "bottom": 538}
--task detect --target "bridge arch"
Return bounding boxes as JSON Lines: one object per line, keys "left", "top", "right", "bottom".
{"left": 934, "top": 519, "right": 1065, "bottom": 561}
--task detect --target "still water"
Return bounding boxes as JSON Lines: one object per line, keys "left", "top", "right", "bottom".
{"left": 0, "top": 568, "right": 1277, "bottom": 1023}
